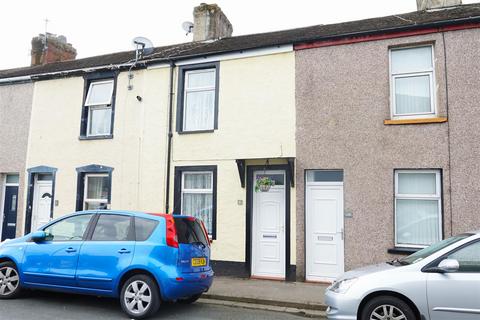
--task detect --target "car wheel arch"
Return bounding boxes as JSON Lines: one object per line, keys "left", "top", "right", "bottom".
{"left": 117, "top": 268, "right": 163, "bottom": 299}
{"left": 357, "top": 290, "right": 422, "bottom": 320}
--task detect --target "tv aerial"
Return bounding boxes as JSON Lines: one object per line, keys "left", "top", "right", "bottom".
{"left": 132, "top": 36, "right": 154, "bottom": 60}
{"left": 182, "top": 21, "right": 194, "bottom": 36}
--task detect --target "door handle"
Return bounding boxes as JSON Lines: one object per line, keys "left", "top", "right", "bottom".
{"left": 118, "top": 249, "right": 131, "bottom": 254}
{"left": 65, "top": 247, "right": 77, "bottom": 253}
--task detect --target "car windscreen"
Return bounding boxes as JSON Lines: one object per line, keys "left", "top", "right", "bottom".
{"left": 174, "top": 217, "right": 209, "bottom": 246}
{"left": 400, "top": 234, "right": 472, "bottom": 265}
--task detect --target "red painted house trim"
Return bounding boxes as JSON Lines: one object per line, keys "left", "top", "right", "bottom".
{"left": 294, "top": 22, "right": 480, "bottom": 50}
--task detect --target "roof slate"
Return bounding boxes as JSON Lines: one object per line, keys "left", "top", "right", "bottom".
{"left": 2, "top": 3, "right": 480, "bottom": 80}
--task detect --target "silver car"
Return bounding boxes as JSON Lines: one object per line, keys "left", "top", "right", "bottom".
{"left": 325, "top": 231, "right": 480, "bottom": 320}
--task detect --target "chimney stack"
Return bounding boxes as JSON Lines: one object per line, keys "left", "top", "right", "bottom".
{"left": 31, "top": 33, "right": 77, "bottom": 66}
{"left": 416, "top": 0, "right": 462, "bottom": 10}
{"left": 193, "top": 3, "right": 233, "bottom": 42}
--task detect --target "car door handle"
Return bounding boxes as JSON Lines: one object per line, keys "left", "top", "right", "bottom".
{"left": 118, "top": 249, "right": 131, "bottom": 254}
{"left": 65, "top": 247, "right": 77, "bottom": 253}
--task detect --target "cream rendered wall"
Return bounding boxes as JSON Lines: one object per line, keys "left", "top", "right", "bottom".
{"left": 171, "top": 52, "right": 296, "bottom": 263}
{"left": 26, "top": 67, "right": 170, "bottom": 220}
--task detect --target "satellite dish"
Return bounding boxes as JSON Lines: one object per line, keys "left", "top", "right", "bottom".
{"left": 182, "top": 21, "right": 194, "bottom": 35}
{"left": 132, "top": 36, "right": 154, "bottom": 59}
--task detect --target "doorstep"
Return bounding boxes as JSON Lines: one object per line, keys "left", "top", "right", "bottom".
{"left": 202, "top": 276, "right": 328, "bottom": 311}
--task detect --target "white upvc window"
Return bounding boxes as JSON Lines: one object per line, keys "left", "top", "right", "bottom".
{"left": 84, "top": 173, "right": 109, "bottom": 210}
{"left": 394, "top": 170, "right": 442, "bottom": 248}
{"left": 181, "top": 171, "right": 213, "bottom": 235}
{"left": 390, "top": 45, "right": 436, "bottom": 119}
{"left": 84, "top": 79, "right": 114, "bottom": 136}
{"left": 183, "top": 69, "right": 216, "bottom": 132}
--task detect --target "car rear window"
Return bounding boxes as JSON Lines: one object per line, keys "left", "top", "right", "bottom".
{"left": 174, "top": 217, "right": 209, "bottom": 246}
{"left": 135, "top": 217, "right": 159, "bottom": 241}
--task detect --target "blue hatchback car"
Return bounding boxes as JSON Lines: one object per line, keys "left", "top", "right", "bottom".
{"left": 0, "top": 210, "right": 214, "bottom": 319}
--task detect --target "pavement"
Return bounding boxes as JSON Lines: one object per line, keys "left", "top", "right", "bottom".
{"left": 201, "top": 277, "right": 329, "bottom": 318}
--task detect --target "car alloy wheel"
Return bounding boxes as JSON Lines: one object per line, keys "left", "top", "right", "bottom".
{"left": 370, "top": 304, "right": 406, "bottom": 320}
{"left": 0, "top": 266, "right": 19, "bottom": 296}
{"left": 124, "top": 280, "right": 152, "bottom": 315}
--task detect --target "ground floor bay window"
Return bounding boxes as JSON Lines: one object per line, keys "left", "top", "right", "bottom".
{"left": 174, "top": 166, "right": 217, "bottom": 239}
{"left": 394, "top": 170, "right": 442, "bottom": 248}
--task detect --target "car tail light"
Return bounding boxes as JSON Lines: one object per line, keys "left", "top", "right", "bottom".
{"left": 165, "top": 215, "right": 178, "bottom": 248}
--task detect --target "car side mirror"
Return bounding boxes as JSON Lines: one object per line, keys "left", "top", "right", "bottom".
{"left": 31, "top": 231, "right": 47, "bottom": 243}
{"left": 425, "top": 258, "right": 460, "bottom": 273}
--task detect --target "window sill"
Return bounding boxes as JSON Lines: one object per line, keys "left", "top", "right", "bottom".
{"left": 384, "top": 117, "right": 448, "bottom": 125}
{"left": 79, "top": 134, "right": 113, "bottom": 140}
{"left": 177, "top": 130, "right": 215, "bottom": 135}
{"left": 388, "top": 247, "right": 421, "bottom": 255}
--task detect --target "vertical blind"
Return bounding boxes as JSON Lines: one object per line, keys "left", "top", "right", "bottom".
{"left": 396, "top": 171, "right": 441, "bottom": 247}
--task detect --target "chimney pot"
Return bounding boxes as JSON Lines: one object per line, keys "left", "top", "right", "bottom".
{"left": 193, "top": 3, "right": 233, "bottom": 42}
{"left": 417, "top": 0, "right": 462, "bottom": 10}
{"left": 31, "top": 33, "right": 77, "bottom": 66}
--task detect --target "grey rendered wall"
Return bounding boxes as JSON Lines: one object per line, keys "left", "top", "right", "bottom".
{"left": 0, "top": 82, "right": 34, "bottom": 237}
{"left": 445, "top": 29, "right": 480, "bottom": 234}
{"left": 295, "top": 33, "right": 453, "bottom": 279}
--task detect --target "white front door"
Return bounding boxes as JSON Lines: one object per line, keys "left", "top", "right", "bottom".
{"left": 252, "top": 170, "right": 286, "bottom": 279}
{"left": 306, "top": 183, "right": 344, "bottom": 282}
{"left": 31, "top": 179, "right": 53, "bottom": 231}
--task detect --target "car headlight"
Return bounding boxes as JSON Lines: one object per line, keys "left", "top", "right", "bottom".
{"left": 328, "top": 278, "right": 358, "bottom": 294}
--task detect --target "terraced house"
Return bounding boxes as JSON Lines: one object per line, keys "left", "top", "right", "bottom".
{"left": 0, "top": 1, "right": 479, "bottom": 283}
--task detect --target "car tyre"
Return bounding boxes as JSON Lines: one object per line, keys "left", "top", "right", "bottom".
{"left": 120, "top": 274, "right": 160, "bottom": 319}
{"left": 0, "top": 262, "right": 22, "bottom": 299}
{"left": 178, "top": 293, "right": 202, "bottom": 304}
{"left": 361, "top": 295, "right": 416, "bottom": 320}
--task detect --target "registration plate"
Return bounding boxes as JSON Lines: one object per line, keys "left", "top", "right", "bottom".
{"left": 191, "top": 257, "right": 207, "bottom": 267}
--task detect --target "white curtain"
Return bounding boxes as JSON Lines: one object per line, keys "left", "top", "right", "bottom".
{"left": 182, "top": 193, "right": 213, "bottom": 234}
{"left": 89, "top": 106, "right": 112, "bottom": 135}
{"left": 182, "top": 172, "right": 213, "bottom": 234}
{"left": 396, "top": 199, "right": 440, "bottom": 246}
{"left": 87, "top": 176, "right": 109, "bottom": 199}
{"left": 184, "top": 90, "right": 215, "bottom": 131}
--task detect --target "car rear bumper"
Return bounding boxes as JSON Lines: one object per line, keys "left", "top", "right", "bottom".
{"left": 325, "top": 290, "right": 358, "bottom": 320}
{"left": 162, "top": 269, "right": 214, "bottom": 301}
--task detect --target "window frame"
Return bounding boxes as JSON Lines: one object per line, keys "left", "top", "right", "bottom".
{"left": 389, "top": 45, "right": 436, "bottom": 119}
{"left": 75, "top": 164, "right": 114, "bottom": 211}
{"left": 176, "top": 62, "right": 220, "bottom": 134}
{"left": 394, "top": 169, "right": 442, "bottom": 249}
{"left": 173, "top": 166, "right": 217, "bottom": 239}
{"left": 80, "top": 72, "right": 118, "bottom": 140}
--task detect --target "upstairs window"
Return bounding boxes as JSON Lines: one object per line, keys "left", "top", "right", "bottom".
{"left": 390, "top": 46, "right": 435, "bottom": 118}
{"left": 84, "top": 80, "right": 114, "bottom": 136}
{"left": 177, "top": 63, "right": 219, "bottom": 133}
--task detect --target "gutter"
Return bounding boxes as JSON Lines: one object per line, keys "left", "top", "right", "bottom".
{"left": 0, "top": 75, "right": 32, "bottom": 85}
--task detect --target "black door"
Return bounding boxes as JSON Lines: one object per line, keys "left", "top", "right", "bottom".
{"left": 2, "top": 186, "right": 18, "bottom": 241}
